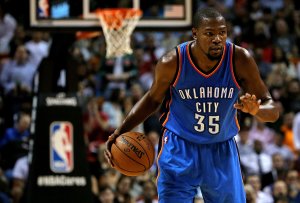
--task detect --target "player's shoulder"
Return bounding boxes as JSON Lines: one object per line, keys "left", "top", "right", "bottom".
{"left": 158, "top": 47, "right": 177, "bottom": 66}
{"left": 158, "top": 41, "right": 191, "bottom": 65}
{"left": 154, "top": 47, "right": 179, "bottom": 81}
{"left": 233, "top": 44, "right": 252, "bottom": 62}
{"left": 232, "top": 44, "right": 259, "bottom": 80}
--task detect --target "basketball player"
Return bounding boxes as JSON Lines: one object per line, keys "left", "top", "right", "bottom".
{"left": 105, "top": 8, "right": 279, "bottom": 203}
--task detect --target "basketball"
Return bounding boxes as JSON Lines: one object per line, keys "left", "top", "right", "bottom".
{"left": 111, "top": 132, "right": 155, "bottom": 176}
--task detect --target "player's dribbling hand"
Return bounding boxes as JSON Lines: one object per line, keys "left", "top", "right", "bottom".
{"left": 234, "top": 93, "right": 261, "bottom": 115}
{"left": 104, "top": 129, "right": 120, "bottom": 168}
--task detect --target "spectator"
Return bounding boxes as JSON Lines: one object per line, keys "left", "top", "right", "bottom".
{"left": 114, "top": 175, "right": 134, "bottom": 203}
{"left": 161, "top": 32, "right": 178, "bottom": 53}
{"left": 249, "top": 0, "right": 263, "bottom": 21}
{"left": 272, "top": 180, "right": 289, "bottom": 203}
{"left": 91, "top": 175, "right": 100, "bottom": 203}
{"left": 0, "top": 112, "right": 30, "bottom": 148}
{"left": 98, "top": 185, "right": 116, "bottom": 203}
{"left": 254, "top": 48, "right": 272, "bottom": 80}
{"left": 100, "top": 54, "right": 138, "bottom": 96}
{"left": 293, "top": 111, "right": 300, "bottom": 155}
{"left": 0, "top": 167, "right": 10, "bottom": 203}
{"left": 281, "top": 112, "right": 296, "bottom": 154}
{"left": 240, "top": 139, "right": 273, "bottom": 177}
{"left": 36, "top": 33, "right": 79, "bottom": 93}
{"left": 266, "top": 101, "right": 284, "bottom": 133}
{"left": 267, "top": 47, "right": 289, "bottom": 88}
{"left": 252, "top": 21, "right": 271, "bottom": 49}
{"left": 264, "top": 131, "right": 294, "bottom": 165}
{"left": 139, "top": 59, "right": 156, "bottom": 90}
{"left": 263, "top": 153, "right": 289, "bottom": 191}
{"left": 11, "top": 155, "right": 28, "bottom": 203}
{"left": 0, "top": 96, "right": 5, "bottom": 136}
{"left": 285, "top": 45, "right": 300, "bottom": 80}
{"left": 83, "top": 97, "right": 110, "bottom": 144}
{"left": 271, "top": 153, "right": 288, "bottom": 181}
{"left": 282, "top": 79, "right": 300, "bottom": 113}
{"left": 130, "top": 82, "right": 161, "bottom": 135}
{"left": 249, "top": 118, "right": 276, "bottom": 147}
{"left": 125, "top": 83, "right": 145, "bottom": 133}
{"left": 98, "top": 168, "right": 120, "bottom": 190}
{"left": 83, "top": 97, "right": 110, "bottom": 178}
{"left": 259, "top": 0, "right": 284, "bottom": 14}
{"left": 25, "top": 31, "right": 50, "bottom": 67}
{"left": 135, "top": 48, "right": 154, "bottom": 85}
{"left": 102, "top": 88, "right": 124, "bottom": 130}
{"left": 77, "top": 63, "right": 96, "bottom": 99}
{"left": 236, "top": 126, "right": 254, "bottom": 156}
{"left": 261, "top": 8, "right": 274, "bottom": 49}
{"left": 0, "top": 2, "right": 16, "bottom": 59}
{"left": 247, "top": 174, "right": 273, "bottom": 203}
{"left": 0, "top": 112, "right": 30, "bottom": 172}
{"left": 98, "top": 144, "right": 112, "bottom": 172}
{"left": 0, "top": 45, "right": 37, "bottom": 95}
{"left": 9, "top": 25, "right": 30, "bottom": 57}
{"left": 273, "top": 18, "right": 295, "bottom": 55}
{"left": 136, "top": 180, "right": 158, "bottom": 203}
{"left": 244, "top": 184, "right": 257, "bottom": 203}
{"left": 286, "top": 170, "right": 300, "bottom": 202}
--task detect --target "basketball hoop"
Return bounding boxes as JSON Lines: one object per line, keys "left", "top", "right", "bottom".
{"left": 95, "top": 9, "right": 142, "bottom": 58}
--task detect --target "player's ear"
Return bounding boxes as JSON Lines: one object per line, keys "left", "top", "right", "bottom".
{"left": 192, "top": 27, "right": 197, "bottom": 40}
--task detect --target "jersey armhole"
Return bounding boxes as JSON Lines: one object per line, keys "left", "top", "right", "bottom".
{"left": 171, "top": 46, "right": 181, "bottom": 87}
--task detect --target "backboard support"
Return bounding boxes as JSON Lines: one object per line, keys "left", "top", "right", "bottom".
{"left": 29, "top": 0, "right": 194, "bottom": 31}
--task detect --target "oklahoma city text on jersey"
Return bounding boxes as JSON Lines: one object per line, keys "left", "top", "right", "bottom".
{"left": 177, "top": 86, "right": 235, "bottom": 113}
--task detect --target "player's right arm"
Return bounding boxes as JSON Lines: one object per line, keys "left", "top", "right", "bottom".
{"left": 105, "top": 49, "right": 178, "bottom": 167}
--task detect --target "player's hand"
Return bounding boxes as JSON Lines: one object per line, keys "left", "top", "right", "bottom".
{"left": 234, "top": 93, "right": 261, "bottom": 116}
{"left": 104, "top": 129, "right": 120, "bottom": 168}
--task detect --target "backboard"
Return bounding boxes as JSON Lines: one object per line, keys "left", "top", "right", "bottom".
{"left": 29, "top": 0, "right": 194, "bottom": 31}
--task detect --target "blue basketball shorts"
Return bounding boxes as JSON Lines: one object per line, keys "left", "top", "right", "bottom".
{"left": 156, "top": 129, "right": 246, "bottom": 203}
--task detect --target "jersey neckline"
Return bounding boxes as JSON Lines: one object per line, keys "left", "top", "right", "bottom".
{"left": 187, "top": 41, "right": 226, "bottom": 78}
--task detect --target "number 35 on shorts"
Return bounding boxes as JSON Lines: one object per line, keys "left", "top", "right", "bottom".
{"left": 194, "top": 113, "right": 220, "bottom": 134}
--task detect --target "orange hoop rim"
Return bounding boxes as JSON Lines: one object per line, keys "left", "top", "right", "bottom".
{"left": 94, "top": 8, "right": 143, "bottom": 18}
{"left": 95, "top": 8, "right": 142, "bottom": 30}
{"left": 76, "top": 31, "right": 101, "bottom": 40}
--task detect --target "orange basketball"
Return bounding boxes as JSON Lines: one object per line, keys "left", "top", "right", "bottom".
{"left": 111, "top": 132, "right": 155, "bottom": 176}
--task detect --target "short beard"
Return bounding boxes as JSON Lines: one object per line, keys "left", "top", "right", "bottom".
{"left": 206, "top": 50, "right": 224, "bottom": 61}
{"left": 207, "top": 51, "right": 223, "bottom": 61}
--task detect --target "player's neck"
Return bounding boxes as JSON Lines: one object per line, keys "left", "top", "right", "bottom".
{"left": 191, "top": 41, "right": 220, "bottom": 72}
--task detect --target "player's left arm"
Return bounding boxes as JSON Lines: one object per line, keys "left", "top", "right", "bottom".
{"left": 233, "top": 46, "right": 279, "bottom": 122}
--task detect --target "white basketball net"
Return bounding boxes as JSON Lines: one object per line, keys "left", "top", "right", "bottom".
{"left": 97, "top": 9, "right": 142, "bottom": 58}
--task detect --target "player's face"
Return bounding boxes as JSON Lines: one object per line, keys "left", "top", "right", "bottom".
{"left": 193, "top": 17, "right": 227, "bottom": 60}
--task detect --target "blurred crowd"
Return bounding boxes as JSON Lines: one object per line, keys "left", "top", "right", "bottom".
{"left": 0, "top": 0, "right": 300, "bottom": 203}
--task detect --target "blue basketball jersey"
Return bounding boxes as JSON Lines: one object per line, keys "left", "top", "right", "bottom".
{"left": 160, "top": 41, "right": 241, "bottom": 144}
